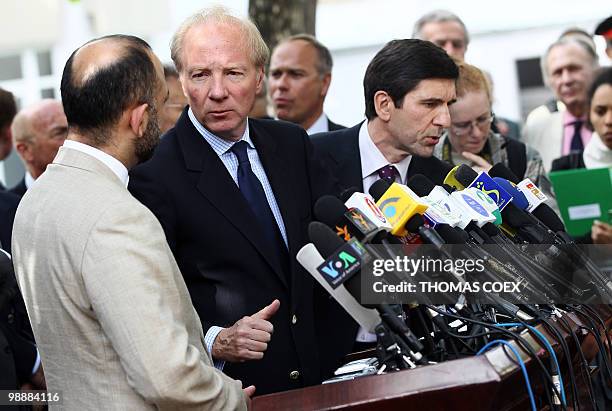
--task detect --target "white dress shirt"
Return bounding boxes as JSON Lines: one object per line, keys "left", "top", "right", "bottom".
{"left": 306, "top": 112, "right": 329, "bottom": 135}
{"left": 62, "top": 140, "right": 129, "bottom": 187}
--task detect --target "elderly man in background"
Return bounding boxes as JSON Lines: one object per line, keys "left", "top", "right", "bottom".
{"left": 160, "top": 64, "right": 189, "bottom": 133}
{"left": 269, "top": 34, "right": 344, "bottom": 134}
{"left": 523, "top": 37, "right": 599, "bottom": 171}
{"left": 10, "top": 99, "right": 68, "bottom": 196}
{"left": 412, "top": 9, "right": 469, "bottom": 60}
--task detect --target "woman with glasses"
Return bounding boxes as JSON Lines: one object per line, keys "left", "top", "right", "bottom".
{"left": 433, "top": 61, "right": 550, "bottom": 194}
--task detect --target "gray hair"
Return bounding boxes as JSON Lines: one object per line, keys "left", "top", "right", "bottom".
{"left": 412, "top": 9, "right": 469, "bottom": 45}
{"left": 276, "top": 34, "right": 333, "bottom": 76}
{"left": 540, "top": 37, "right": 599, "bottom": 84}
{"left": 170, "top": 6, "right": 270, "bottom": 73}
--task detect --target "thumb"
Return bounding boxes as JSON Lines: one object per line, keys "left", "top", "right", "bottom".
{"left": 243, "top": 385, "right": 256, "bottom": 397}
{"left": 253, "top": 299, "right": 280, "bottom": 320}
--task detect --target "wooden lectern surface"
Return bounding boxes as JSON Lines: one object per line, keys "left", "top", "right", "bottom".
{"left": 252, "top": 308, "right": 611, "bottom": 411}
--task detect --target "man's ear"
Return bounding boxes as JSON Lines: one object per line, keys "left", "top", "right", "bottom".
{"left": 15, "top": 141, "right": 33, "bottom": 162}
{"left": 255, "top": 67, "right": 265, "bottom": 94}
{"left": 129, "top": 103, "right": 149, "bottom": 137}
{"left": 320, "top": 73, "right": 331, "bottom": 97}
{"left": 374, "top": 91, "right": 393, "bottom": 122}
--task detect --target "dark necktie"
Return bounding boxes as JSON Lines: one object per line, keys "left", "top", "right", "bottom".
{"left": 230, "top": 141, "right": 289, "bottom": 277}
{"left": 377, "top": 164, "right": 400, "bottom": 184}
{"left": 570, "top": 120, "right": 584, "bottom": 153}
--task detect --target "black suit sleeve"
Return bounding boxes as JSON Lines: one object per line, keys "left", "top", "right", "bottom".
{"left": 129, "top": 166, "right": 178, "bottom": 252}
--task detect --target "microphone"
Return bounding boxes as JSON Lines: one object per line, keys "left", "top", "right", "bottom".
{"left": 492, "top": 177, "right": 530, "bottom": 211}
{"left": 343, "top": 191, "right": 394, "bottom": 233}
{"left": 488, "top": 163, "right": 566, "bottom": 233}
{"left": 315, "top": 195, "right": 386, "bottom": 243}
{"left": 454, "top": 165, "right": 513, "bottom": 211}
{"left": 296, "top": 242, "right": 381, "bottom": 332}
{"left": 307, "top": 222, "right": 426, "bottom": 362}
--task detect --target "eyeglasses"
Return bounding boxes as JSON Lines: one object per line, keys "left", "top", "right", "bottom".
{"left": 450, "top": 113, "right": 494, "bottom": 136}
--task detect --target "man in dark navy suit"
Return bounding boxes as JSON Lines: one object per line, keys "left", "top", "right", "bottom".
{"left": 129, "top": 8, "right": 341, "bottom": 395}
{"left": 311, "top": 39, "right": 458, "bottom": 354}
{"left": 312, "top": 39, "right": 457, "bottom": 193}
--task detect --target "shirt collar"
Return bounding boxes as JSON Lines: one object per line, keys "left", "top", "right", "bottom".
{"left": 306, "top": 112, "right": 328, "bottom": 135}
{"left": 563, "top": 110, "right": 587, "bottom": 126}
{"left": 188, "top": 107, "right": 253, "bottom": 154}
{"left": 24, "top": 171, "right": 35, "bottom": 190}
{"left": 62, "top": 139, "right": 129, "bottom": 187}
{"left": 358, "top": 121, "right": 411, "bottom": 184}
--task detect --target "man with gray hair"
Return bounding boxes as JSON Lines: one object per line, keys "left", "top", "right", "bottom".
{"left": 10, "top": 99, "right": 68, "bottom": 196}
{"left": 412, "top": 9, "right": 469, "bottom": 61}
{"left": 130, "top": 7, "right": 337, "bottom": 395}
{"left": 522, "top": 36, "right": 599, "bottom": 171}
{"left": 269, "top": 34, "right": 344, "bottom": 134}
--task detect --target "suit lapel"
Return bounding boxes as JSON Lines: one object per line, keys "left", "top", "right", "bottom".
{"left": 331, "top": 125, "right": 364, "bottom": 191}
{"left": 176, "top": 113, "right": 288, "bottom": 289}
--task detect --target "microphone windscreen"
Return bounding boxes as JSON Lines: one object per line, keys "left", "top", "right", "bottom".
{"left": 442, "top": 184, "right": 455, "bottom": 194}
{"left": 455, "top": 164, "right": 478, "bottom": 187}
{"left": 314, "top": 195, "right": 348, "bottom": 227}
{"left": 308, "top": 221, "right": 345, "bottom": 258}
{"left": 339, "top": 187, "right": 360, "bottom": 203}
{"left": 489, "top": 163, "right": 520, "bottom": 184}
{"left": 406, "top": 174, "right": 436, "bottom": 197}
{"left": 492, "top": 177, "right": 530, "bottom": 210}
{"left": 435, "top": 224, "right": 468, "bottom": 244}
{"left": 405, "top": 214, "right": 424, "bottom": 233}
{"left": 532, "top": 205, "right": 566, "bottom": 233}
{"left": 369, "top": 179, "right": 391, "bottom": 201}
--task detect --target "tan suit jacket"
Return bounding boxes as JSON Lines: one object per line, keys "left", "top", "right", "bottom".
{"left": 12, "top": 147, "right": 246, "bottom": 410}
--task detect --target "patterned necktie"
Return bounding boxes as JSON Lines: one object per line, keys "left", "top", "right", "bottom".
{"left": 377, "top": 164, "right": 400, "bottom": 184}
{"left": 570, "top": 120, "right": 584, "bottom": 153}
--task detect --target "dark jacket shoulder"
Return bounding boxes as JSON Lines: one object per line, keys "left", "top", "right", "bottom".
{"left": 551, "top": 153, "right": 585, "bottom": 172}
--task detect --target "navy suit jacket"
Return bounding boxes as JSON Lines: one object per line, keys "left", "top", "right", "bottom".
{"left": 327, "top": 118, "right": 345, "bottom": 132}
{"left": 129, "top": 110, "right": 343, "bottom": 394}
{"left": 8, "top": 178, "right": 26, "bottom": 198}
{"left": 312, "top": 123, "right": 454, "bottom": 192}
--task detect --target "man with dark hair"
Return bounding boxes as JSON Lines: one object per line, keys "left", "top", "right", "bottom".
{"left": 12, "top": 34, "right": 248, "bottom": 409}
{"left": 314, "top": 39, "right": 456, "bottom": 190}
{"left": 0, "top": 88, "right": 18, "bottom": 190}
{"left": 161, "top": 63, "right": 188, "bottom": 133}
{"left": 312, "top": 38, "right": 457, "bottom": 360}
{"left": 269, "top": 34, "right": 344, "bottom": 134}
{"left": 129, "top": 7, "right": 337, "bottom": 395}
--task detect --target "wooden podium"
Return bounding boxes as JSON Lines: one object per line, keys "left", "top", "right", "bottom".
{"left": 252, "top": 307, "right": 611, "bottom": 410}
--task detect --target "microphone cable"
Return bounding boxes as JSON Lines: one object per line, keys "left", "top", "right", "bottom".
{"left": 477, "top": 340, "right": 537, "bottom": 411}
{"left": 426, "top": 304, "right": 564, "bottom": 410}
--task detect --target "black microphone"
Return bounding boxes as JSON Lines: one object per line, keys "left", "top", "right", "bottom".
{"left": 488, "top": 163, "right": 566, "bottom": 233}
{"left": 308, "top": 222, "right": 426, "bottom": 361}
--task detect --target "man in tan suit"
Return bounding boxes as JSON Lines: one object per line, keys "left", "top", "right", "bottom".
{"left": 11, "top": 35, "right": 250, "bottom": 410}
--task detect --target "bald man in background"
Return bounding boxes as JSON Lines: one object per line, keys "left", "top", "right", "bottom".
{"left": 10, "top": 100, "right": 68, "bottom": 196}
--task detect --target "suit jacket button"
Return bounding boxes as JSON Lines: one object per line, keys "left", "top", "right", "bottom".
{"left": 291, "top": 314, "right": 297, "bottom": 324}
{"left": 289, "top": 370, "right": 300, "bottom": 380}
